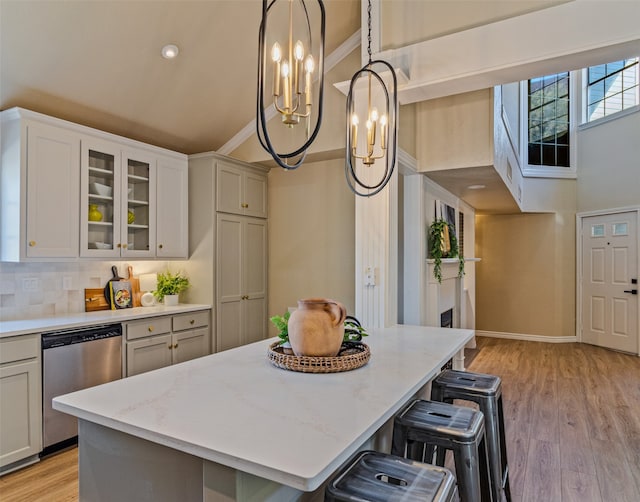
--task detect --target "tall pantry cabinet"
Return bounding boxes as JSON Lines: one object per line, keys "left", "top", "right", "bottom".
{"left": 186, "top": 153, "right": 268, "bottom": 352}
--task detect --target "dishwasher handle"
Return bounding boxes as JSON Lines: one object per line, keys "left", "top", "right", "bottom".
{"left": 42, "top": 324, "right": 122, "bottom": 349}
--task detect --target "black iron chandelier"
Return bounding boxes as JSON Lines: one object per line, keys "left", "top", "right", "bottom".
{"left": 345, "top": 0, "right": 398, "bottom": 197}
{"left": 257, "top": 0, "right": 325, "bottom": 170}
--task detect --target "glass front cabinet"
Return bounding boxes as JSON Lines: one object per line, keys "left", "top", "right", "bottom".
{"left": 80, "top": 138, "right": 156, "bottom": 258}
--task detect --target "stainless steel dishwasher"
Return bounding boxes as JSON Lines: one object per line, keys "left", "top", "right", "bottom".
{"left": 42, "top": 323, "right": 122, "bottom": 455}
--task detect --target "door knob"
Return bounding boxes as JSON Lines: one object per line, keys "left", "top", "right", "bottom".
{"left": 623, "top": 289, "right": 638, "bottom": 295}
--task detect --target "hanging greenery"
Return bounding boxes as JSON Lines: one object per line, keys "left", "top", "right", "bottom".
{"left": 428, "top": 218, "right": 465, "bottom": 283}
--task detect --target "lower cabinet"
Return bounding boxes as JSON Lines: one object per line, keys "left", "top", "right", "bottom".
{"left": 125, "top": 310, "right": 210, "bottom": 377}
{"left": 0, "top": 335, "right": 41, "bottom": 471}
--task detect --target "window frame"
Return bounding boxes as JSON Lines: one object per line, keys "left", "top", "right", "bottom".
{"left": 519, "top": 71, "right": 579, "bottom": 179}
{"left": 582, "top": 58, "right": 639, "bottom": 124}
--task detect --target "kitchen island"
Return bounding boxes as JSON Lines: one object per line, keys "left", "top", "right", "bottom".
{"left": 53, "top": 324, "right": 474, "bottom": 501}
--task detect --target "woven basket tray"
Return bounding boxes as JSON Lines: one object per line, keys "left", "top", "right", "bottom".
{"left": 267, "top": 342, "right": 370, "bottom": 373}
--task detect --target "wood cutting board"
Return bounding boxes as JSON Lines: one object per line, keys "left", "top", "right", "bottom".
{"left": 85, "top": 288, "right": 110, "bottom": 312}
{"left": 127, "top": 265, "right": 142, "bottom": 307}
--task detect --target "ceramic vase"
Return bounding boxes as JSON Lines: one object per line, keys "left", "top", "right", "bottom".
{"left": 88, "top": 204, "right": 102, "bottom": 222}
{"left": 288, "top": 298, "right": 347, "bottom": 357}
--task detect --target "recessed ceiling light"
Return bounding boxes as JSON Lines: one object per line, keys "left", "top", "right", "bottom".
{"left": 467, "top": 184, "right": 486, "bottom": 190}
{"left": 161, "top": 44, "right": 179, "bottom": 59}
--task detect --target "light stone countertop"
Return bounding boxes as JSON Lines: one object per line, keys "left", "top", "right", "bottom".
{"left": 0, "top": 304, "right": 212, "bottom": 338}
{"left": 53, "top": 324, "right": 474, "bottom": 491}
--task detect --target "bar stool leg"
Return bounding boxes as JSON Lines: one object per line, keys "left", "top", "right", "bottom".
{"left": 498, "top": 397, "right": 512, "bottom": 502}
{"left": 452, "top": 441, "right": 483, "bottom": 502}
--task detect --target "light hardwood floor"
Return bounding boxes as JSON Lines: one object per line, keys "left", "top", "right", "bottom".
{"left": 1, "top": 337, "right": 638, "bottom": 501}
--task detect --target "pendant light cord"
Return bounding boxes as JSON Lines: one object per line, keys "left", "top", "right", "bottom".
{"left": 366, "top": 0, "right": 372, "bottom": 64}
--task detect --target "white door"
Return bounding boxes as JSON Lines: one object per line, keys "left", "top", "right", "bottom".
{"left": 582, "top": 211, "right": 638, "bottom": 354}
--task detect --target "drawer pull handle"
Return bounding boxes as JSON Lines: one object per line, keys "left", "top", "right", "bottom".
{"left": 158, "top": 244, "right": 163, "bottom": 249}
{"left": 190, "top": 319, "right": 195, "bottom": 325}
{"left": 148, "top": 326, "right": 154, "bottom": 332}
{"left": 241, "top": 203, "right": 249, "bottom": 208}
{"left": 29, "top": 240, "right": 36, "bottom": 247}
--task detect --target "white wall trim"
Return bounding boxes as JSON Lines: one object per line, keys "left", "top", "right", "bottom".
{"left": 476, "top": 330, "right": 578, "bottom": 343}
{"left": 217, "top": 30, "right": 361, "bottom": 156}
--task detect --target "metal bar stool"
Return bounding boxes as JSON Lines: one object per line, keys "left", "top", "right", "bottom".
{"left": 391, "top": 399, "right": 493, "bottom": 502}
{"left": 325, "top": 450, "right": 457, "bottom": 502}
{"left": 431, "top": 370, "right": 511, "bottom": 502}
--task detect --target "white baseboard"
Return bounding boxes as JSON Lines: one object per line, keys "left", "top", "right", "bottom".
{"left": 476, "top": 330, "right": 578, "bottom": 343}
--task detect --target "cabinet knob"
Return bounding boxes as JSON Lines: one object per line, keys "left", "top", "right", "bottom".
{"left": 122, "top": 243, "right": 128, "bottom": 249}
{"left": 168, "top": 344, "right": 173, "bottom": 350}
{"left": 148, "top": 326, "right": 154, "bottom": 332}
{"left": 29, "top": 240, "right": 36, "bottom": 247}
{"left": 174, "top": 343, "right": 179, "bottom": 349}
{"left": 117, "top": 243, "right": 122, "bottom": 248}
{"left": 158, "top": 244, "right": 163, "bottom": 249}
{"left": 190, "top": 319, "right": 195, "bottom": 325}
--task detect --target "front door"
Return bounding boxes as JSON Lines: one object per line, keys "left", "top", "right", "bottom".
{"left": 581, "top": 211, "right": 638, "bottom": 354}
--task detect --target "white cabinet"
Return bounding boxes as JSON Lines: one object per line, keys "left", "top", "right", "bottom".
{"left": 0, "top": 107, "right": 188, "bottom": 262}
{"left": 125, "top": 310, "right": 210, "bottom": 377}
{"left": 0, "top": 335, "right": 41, "bottom": 471}
{"left": 216, "top": 161, "right": 267, "bottom": 219}
{"left": 216, "top": 213, "right": 267, "bottom": 351}
{"left": 156, "top": 155, "right": 189, "bottom": 258}
{"left": 0, "top": 114, "right": 80, "bottom": 261}
{"left": 80, "top": 138, "right": 157, "bottom": 258}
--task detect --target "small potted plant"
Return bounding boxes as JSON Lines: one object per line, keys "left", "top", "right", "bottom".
{"left": 154, "top": 270, "right": 190, "bottom": 306}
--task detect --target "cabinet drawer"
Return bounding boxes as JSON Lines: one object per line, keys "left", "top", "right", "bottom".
{"left": 0, "top": 334, "right": 39, "bottom": 364}
{"left": 126, "top": 317, "right": 172, "bottom": 341}
{"left": 173, "top": 311, "right": 210, "bottom": 332}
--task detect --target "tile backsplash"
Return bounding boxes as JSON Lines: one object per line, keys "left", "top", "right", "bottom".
{"left": 0, "top": 261, "right": 176, "bottom": 321}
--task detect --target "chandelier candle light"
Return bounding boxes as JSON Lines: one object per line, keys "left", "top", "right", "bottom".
{"left": 345, "top": 0, "right": 398, "bottom": 197}
{"left": 257, "top": 0, "right": 325, "bottom": 170}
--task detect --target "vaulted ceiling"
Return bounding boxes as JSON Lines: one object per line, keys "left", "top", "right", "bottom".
{"left": 0, "top": 0, "right": 360, "bottom": 155}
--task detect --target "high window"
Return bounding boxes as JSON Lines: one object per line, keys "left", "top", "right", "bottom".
{"left": 586, "top": 58, "right": 639, "bottom": 122}
{"left": 527, "top": 72, "right": 570, "bottom": 168}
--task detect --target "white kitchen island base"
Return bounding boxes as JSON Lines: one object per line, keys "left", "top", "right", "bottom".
{"left": 56, "top": 325, "right": 474, "bottom": 501}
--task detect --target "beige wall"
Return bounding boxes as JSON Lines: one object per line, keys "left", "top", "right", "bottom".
{"left": 416, "top": 89, "right": 494, "bottom": 172}
{"left": 380, "top": 0, "right": 568, "bottom": 50}
{"left": 577, "top": 110, "right": 640, "bottom": 213}
{"left": 267, "top": 158, "right": 355, "bottom": 335}
{"left": 475, "top": 210, "right": 576, "bottom": 337}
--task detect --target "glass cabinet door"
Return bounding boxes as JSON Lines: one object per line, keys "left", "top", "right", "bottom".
{"left": 80, "top": 139, "right": 121, "bottom": 257}
{"left": 121, "top": 150, "right": 155, "bottom": 257}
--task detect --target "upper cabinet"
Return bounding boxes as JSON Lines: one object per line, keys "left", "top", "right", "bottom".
{"left": 0, "top": 116, "right": 80, "bottom": 261}
{"left": 80, "top": 138, "right": 157, "bottom": 258}
{"left": 156, "top": 155, "right": 188, "bottom": 258}
{"left": 0, "top": 107, "right": 188, "bottom": 261}
{"left": 216, "top": 161, "right": 267, "bottom": 219}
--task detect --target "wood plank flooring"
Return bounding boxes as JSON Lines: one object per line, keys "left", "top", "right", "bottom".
{"left": 0, "top": 337, "right": 638, "bottom": 501}
{"left": 468, "top": 337, "right": 640, "bottom": 502}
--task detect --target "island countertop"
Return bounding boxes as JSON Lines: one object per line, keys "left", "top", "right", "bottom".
{"left": 53, "top": 324, "right": 474, "bottom": 492}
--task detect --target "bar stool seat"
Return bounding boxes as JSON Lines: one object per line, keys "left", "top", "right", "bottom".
{"left": 325, "top": 450, "right": 457, "bottom": 502}
{"left": 431, "top": 370, "right": 511, "bottom": 502}
{"left": 391, "top": 399, "right": 493, "bottom": 502}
